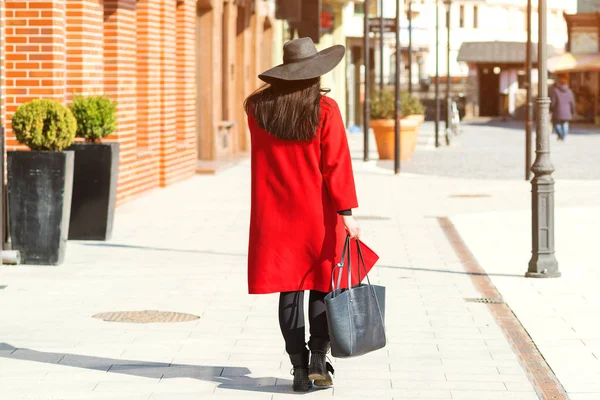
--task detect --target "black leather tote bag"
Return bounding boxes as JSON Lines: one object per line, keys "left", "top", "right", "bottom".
{"left": 325, "top": 236, "right": 386, "bottom": 358}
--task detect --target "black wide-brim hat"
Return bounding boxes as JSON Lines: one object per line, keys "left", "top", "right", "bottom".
{"left": 259, "top": 37, "right": 345, "bottom": 82}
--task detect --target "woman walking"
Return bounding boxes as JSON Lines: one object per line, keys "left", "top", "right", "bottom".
{"left": 244, "top": 38, "right": 376, "bottom": 392}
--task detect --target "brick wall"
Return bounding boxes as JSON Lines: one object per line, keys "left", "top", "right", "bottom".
{"left": 174, "top": 0, "right": 197, "bottom": 180}
{"left": 2, "top": 0, "right": 198, "bottom": 206}
{"left": 1, "top": 0, "right": 272, "bottom": 204}
{"left": 135, "top": 0, "right": 162, "bottom": 194}
{"left": 4, "top": 0, "right": 67, "bottom": 151}
{"left": 66, "top": 0, "right": 103, "bottom": 97}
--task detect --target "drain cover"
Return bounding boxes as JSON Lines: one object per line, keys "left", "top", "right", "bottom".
{"left": 355, "top": 216, "right": 391, "bottom": 221}
{"left": 93, "top": 310, "right": 200, "bottom": 323}
{"left": 449, "top": 194, "right": 491, "bottom": 199}
{"left": 464, "top": 297, "right": 504, "bottom": 304}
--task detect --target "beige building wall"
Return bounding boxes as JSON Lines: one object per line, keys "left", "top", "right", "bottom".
{"left": 317, "top": 3, "right": 348, "bottom": 125}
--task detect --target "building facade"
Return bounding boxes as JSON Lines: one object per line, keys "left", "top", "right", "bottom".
{"left": 344, "top": 1, "right": 430, "bottom": 128}
{"left": 436, "top": 0, "right": 574, "bottom": 118}
{"left": 273, "top": 0, "right": 356, "bottom": 126}
{"left": 0, "top": 0, "right": 273, "bottom": 205}
{"left": 549, "top": 12, "right": 600, "bottom": 123}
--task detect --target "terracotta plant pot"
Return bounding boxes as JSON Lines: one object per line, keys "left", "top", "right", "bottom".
{"left": 370, "top": 115, "right": 423, "bottom": 161}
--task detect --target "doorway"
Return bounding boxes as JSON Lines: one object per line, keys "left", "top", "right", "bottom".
{"left": 478, "top": 66, "right": 500, "bottom": 117}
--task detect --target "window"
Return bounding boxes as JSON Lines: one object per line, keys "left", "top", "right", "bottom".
{"left": 354, "top": 3, "right": 364, "bottom": 15}
{"left": 473, "top": 5, "right": 479, "bottom": 28}
{"left": 460, "top": 5, "right": 465, "bottom": 28}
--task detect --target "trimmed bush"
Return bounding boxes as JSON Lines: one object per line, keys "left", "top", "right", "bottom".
{"left": 11, "top": 99, "right": 77, "bottom": 152}
{"left": 69, "top": 95, "right": 117, "bottom": 143}
{"left": 370, "top": 88, "right": 425, "bottom": 119}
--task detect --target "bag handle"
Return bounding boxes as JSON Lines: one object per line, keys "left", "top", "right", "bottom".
{"left": 331, "top": 235, "right": 350, "bottom": 297}
{"left": 331, "top": 235, "right": 372, "bottom": 296}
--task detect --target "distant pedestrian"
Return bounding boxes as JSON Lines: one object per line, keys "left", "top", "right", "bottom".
{"left": 244, "top": 38, "right": 377, "bottom": 392}
{"left": 551, "top": 74, "right": 575, "bottom": 141}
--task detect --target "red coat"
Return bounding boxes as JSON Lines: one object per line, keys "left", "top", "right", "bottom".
{"left": 247, "top": 96, "right": 379, "bottom": 294}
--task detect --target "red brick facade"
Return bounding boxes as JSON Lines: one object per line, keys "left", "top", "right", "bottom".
{"left": 0, "top": 0, "right": 273, "bottom": 205}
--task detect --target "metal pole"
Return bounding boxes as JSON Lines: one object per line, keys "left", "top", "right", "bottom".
{"left": 525, "top": 0, "right": 533, "bottom": 181}
{"left": 408, "top": 0, "right": 413, "bottom": 94}
{"left": 527, "top": 0, "right": 560, "bottom": 278}
{"left": 364, "top": 0, "right": 370, "bottom": 162}
{"left": 394, "top": 0, "right": 402, "bottom": 174}
{"left": 445, "top": 0, "right": 451, "bottom": 145}
{"left": 379, "top": 0, "right": 384, "bottom": 94}
{"left": 435, "top": 1, "right": 440, "bottom": 148}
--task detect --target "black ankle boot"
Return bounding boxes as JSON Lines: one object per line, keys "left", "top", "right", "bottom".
{"left": 309, "top": 350, "right": 334, "bottom": 386}
{"left": 289, "top": 350, "right": 311, "bottom": 392}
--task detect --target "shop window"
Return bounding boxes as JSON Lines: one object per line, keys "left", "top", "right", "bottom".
{"left": 473, "top": 5, "right": 479, "bottom": 28}
{"left": 460, "top": 5, "right": 465, "bottom": 28}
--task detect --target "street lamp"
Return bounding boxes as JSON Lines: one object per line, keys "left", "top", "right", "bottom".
{"left": 380, "top": 0, "right": 384, "bottom": 95}
{"left": 444, "top": 0, "right": 451, "bottom": 145}
{"left": 434, "top": 0, "right": 440, "bottom": 148}
{"left": 394, "top": 0, "right": 402, "bottom": 174}
{"left": 527, "top": 0, "right": 560, "bottom": 278}
{"left": 408, "top": 0, "right": 413, "bottom": 94}
{"left": 525, "top": 0, "right": 533, "bottom": 181}
{"left": 364, "top": 0, "right": 370, "bottom": 162}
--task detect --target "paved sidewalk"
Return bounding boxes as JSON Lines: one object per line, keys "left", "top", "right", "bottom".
{"left": 452, "top": 206, "right": 600, "bottom": 400}
{"left": 353, "top": 120, "right": 600, "bottom": 180}
{"left": 0, "top": 151, "right": 554, "bottom": 399}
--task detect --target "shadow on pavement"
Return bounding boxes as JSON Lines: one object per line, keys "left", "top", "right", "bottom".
{"left": 77, "top": 242, "right": 247, "bottom": 258}
{"left": 378, "top": 265, "right": 524, "bottom": 278}
{"left": 0, "top": 343, "right": 302, "bottom": 395}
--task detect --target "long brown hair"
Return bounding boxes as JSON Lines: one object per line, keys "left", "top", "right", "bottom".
{"left": 244, "top": 78, "right": 330, "bottom": 141}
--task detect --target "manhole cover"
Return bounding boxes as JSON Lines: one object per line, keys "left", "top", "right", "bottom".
{"left": 464, "top": 297, "right": 504, "bottom": 304}
{"left": 354, "top": 216, "right": 391, "bottom": 221}
{"left": 92, "top": 310, "right": 200, "bottom": 323}
{"left": 449, "top": 194, "right": 491, "bottom": 199}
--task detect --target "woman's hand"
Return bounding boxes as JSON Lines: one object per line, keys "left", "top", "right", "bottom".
{"left": 342, "top": 215, "right": 361, "bottom": 239}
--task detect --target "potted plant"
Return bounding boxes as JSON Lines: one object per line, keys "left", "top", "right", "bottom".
{"left": 67, "top": 95, "right": 118, "bottom": 240}
{"left": 9, "top": 99, "right": 77, "bottom": 265}
{"left": 370, "top": 89, "right": 425, "bottom": 161}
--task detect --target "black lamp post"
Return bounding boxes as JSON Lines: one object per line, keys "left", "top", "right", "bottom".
{"left": 364, "top": 0, "right": 370, "bottom": 162}
{"left": 525, "top": 0, "right": 533, "bottom": 181}
{"left": 380, "top": 0, "right": 384, "bottom": 94}
{"left": 408, "top": 0, "right": 413, "bottom": 94}
{"left": 444, "top": 0, "right": 451, "bottom": 145}
{"left": 434, "top": 0, "right": 440, "bottom": 148}
{"left": 394, "top": 0, "right": 402, "bottom": 174}
{"left": 527, "top": 0, "right": 560, "bottom": 278}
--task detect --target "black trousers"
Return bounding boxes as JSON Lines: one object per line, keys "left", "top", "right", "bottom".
{"left": 279, "top": 290, "right": 330, "bottom": 355}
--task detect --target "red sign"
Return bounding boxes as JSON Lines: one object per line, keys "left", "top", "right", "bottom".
{"left": 321, "top": 6, "right": 334, "bottom": 33}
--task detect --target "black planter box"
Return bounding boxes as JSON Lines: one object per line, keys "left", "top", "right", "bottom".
{"left": 8, "top": 151, "right": 74, "bottom": 265}
{"left": 68, "top": 142, "right": 119, "bottom": 241}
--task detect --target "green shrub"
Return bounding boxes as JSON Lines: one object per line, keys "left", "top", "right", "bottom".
{"left": 370, "top": 88, "right": 425, "bottom": 119}
{"left": 69, "top": 95, "right": 117, "bottom": 143}
{"left": 11, "top": 99, "right": 77, "bottom": 151}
